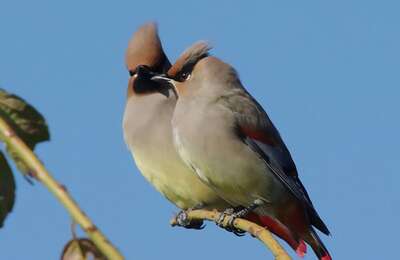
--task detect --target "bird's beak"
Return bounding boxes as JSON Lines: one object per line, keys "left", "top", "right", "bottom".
{"left": 151, "top": 74, "right": 171, "bottom": 84}
{"left": 151, "top": 75, "right": 179, "bottom": 97}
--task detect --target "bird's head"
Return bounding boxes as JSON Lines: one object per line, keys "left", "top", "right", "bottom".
{"left": 125, "top": 22, "right": 171, "bottom": 98}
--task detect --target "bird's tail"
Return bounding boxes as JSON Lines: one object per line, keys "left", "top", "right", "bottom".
{"left": 304, "top": 228, "right": 331, "bottom": 260}
{"left": 245, "top": 212, "right": 307, "bottom": 258}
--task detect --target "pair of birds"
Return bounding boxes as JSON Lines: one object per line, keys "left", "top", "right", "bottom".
{"left": 123, "top": 23, "right": 331, "bottom": 260}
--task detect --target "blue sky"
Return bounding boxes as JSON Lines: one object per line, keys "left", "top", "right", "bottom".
{"left": 1, "top": 1, "right": 399, "bottom": 259}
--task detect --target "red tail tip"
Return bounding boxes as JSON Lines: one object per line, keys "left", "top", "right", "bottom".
{"left": 320, "top": 254, "right": 332, "bottom": 260}
{"left": 295, "top": 240, "right": 307, "bottom": 257}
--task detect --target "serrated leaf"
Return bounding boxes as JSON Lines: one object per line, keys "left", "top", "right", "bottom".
{"left": 0, "top": 89, "right": 50, "bottom": 149}
{"left": 0, "top": 151, "right": 16, "bottom": 228}
{"left": 61, "top": 238, "right": 107, "bottom": 260}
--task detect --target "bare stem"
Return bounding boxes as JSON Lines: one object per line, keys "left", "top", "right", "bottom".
{"left": 170, "top": 209, "right": 291, "bottom": 260}
{"left": 0, "top": 117, "right": 124, "bottom": 260}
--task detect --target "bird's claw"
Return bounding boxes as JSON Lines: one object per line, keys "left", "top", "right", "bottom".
{"left": 175, "top": 210, "right": 205, "bottom": 230}
{"left": 216, "top": 208, "right": 246, "bottom": 236}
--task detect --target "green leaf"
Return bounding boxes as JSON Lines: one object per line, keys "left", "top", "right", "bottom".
{"left": 0, "top": 89, "right": 50, "bottom": 149}
{"left": 61, "top": 238, "right": 107, "bottom": 260}
{"left": 0, "top": 151, "right": 16, "bottom": 228}
{"left": 0, "top": 89, "right": 50, "bottom": 178}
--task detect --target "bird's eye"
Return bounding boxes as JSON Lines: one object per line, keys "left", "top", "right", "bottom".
{"left": 129, "top": 70, "right": 136, "bottom": 77}
{"left": 180, "top": 72, "right": 191, "bottom": 81}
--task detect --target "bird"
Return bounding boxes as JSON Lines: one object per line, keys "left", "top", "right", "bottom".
{"left": 122, "top": 23, "right": 229, "bottom": 228}
{"left": 152, "top": 41, "right": 331, "bottom": 259}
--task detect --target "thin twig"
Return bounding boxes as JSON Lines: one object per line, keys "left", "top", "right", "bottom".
{"left": 0, "top": 117, "right": 124, "bottom": 260}
{"left": 170, "top": 209, "right": 291, "bottom": 260}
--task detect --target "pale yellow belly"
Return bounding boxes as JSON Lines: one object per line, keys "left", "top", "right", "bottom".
{"left": 132, "top": 150, "right": 228, "bottom": 210}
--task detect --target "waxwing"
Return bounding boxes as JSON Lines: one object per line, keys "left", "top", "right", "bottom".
{"left": 152, "top": 42, "right": 331, "bottom": 259}
{"left": 122, "top": 24, "right": 229, "bottom": 228}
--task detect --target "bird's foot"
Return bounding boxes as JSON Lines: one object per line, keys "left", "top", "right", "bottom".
{"left": 175, "top": 210, "right": 205, "bottom": 230}
{"left": 216, "top": 208, "right": 246, "bottom": 236}
{"left": 216, "top": 200, "right": 264, "bottom": 236}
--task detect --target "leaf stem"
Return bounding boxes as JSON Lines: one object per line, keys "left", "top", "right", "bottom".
{"left": 0, "top": 117, "right": 124, "bottom": 260}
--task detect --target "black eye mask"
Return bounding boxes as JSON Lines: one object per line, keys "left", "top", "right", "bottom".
{"left": 131, "top": 65, "right": 170, "bottom": 97}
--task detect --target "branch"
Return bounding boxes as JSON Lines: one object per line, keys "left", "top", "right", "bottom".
{"left": 170, "top": 209, "right": 291, "bottom": 260}
{"left": 0, "top": 117, "right": 124, "bottom": 260}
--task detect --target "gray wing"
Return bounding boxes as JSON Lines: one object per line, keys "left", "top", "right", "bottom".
{"left": 221, "top": 88, "right": 330, "bottom": 235}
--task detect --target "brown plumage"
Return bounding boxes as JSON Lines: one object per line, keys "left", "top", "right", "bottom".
{"left": 125, "top": 22, "right": 169, "bottom": 73}
{"left": 125, "top": 22, "right": 171, "bottom": 98}
{"left": 167, "top": 41, "right": 211, "bottom": 79}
